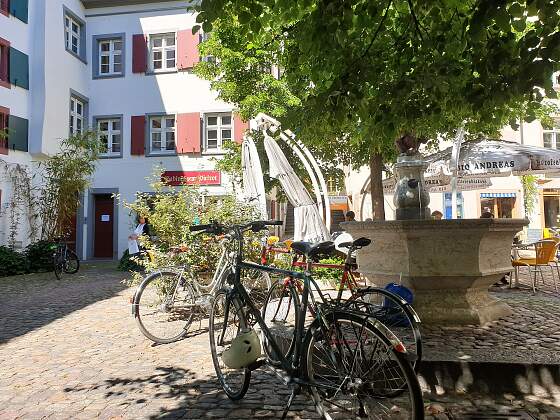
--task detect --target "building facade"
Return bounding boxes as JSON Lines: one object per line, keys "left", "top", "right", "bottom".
{"left": 0, "top": 0, "right": 243, "bottom": 258}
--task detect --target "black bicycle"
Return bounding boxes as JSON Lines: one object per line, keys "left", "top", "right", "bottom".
{"left": 52, "top": 240, "right": 80, "bottom": 280}
{"left": 192, "top": 220, "right": 424, "bottom": 419}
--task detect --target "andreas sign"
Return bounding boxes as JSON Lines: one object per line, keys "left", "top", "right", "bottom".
{"left": 162, "top": 171, "right": 221, "bottom": 186}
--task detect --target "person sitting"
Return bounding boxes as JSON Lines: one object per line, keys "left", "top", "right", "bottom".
{"left": 345, "top": 211, "right": 356, "bottom": 222}
{"left": 431, "top": 210, "right": 443, "bottom": 220}
{"left": 480, "top": 211, "right": 494, "bottom": 218}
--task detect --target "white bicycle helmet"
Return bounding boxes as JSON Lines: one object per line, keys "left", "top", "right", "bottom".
{"left": 222, "top": 329, "right": 262, "bottom": 369}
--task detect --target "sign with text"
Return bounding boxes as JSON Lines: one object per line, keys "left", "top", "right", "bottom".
{"left": 162, "top": 170, "right": 221, "bottom": 186}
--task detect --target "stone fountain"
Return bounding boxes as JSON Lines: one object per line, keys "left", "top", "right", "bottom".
{"left": 343, "top": 135, "right": 527, "bottom": 325}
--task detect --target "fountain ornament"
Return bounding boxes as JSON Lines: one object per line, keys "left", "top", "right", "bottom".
{"left": 393, "top": 134, "right": 430, "bottom": 220}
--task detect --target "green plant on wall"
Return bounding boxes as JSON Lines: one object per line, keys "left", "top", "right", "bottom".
{"left": 521, "top": 175, "right": 538, "bottom": 218}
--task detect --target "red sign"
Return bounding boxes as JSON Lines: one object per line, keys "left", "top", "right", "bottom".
{"left": 162, "top": 171, "right": 221, "bottom": 186}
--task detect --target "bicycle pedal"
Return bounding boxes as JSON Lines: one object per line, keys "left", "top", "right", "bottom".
{"left": 247, "top": 359, "right": 267, "bottom": 371}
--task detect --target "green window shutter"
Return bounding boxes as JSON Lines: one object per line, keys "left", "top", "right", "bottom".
{"left": 10, "top": 0, "right": 28, "bottom": 23}
{"left": 8, "top": 115, "right": 28, "bottom": 152}
{"left": 9, "top": 47, "right": 29, "bottom": 90}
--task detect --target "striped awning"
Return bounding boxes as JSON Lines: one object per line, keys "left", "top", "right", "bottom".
{"left": 480, "top": 192, "right": 516, "bottom": 198}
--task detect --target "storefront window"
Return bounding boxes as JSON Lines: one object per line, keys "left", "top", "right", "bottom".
{"left": 480, "top": 193, "right": 516, "bottom": 218}
{"left": 443, "top": 192, "right": 463, "bottom": 219}
{"left": 543, "top": 189, "right": 560, "bottom": 228}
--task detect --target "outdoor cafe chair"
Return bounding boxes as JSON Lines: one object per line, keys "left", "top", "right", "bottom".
{"left": 512, "top": 239, "right": 558, "bottom": 293}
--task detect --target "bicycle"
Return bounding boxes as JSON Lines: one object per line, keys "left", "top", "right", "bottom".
{"left": 261, "top": 236, "right": 423, "bottom": 370}
{"left": 132, "top": 237, "right": 271, "bottom": 344}
{"left": 52, "top": 240, "right": 80, "bottom": 280}
{"left": 197, "top": 220, "right": 424, "bottom": 419}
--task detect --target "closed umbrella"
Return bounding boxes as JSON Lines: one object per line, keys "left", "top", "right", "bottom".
{"left": 242, "top": 136, "right": 268, "bottom": 218}
{"left": 264, "top": 134, "right": 331, "bottom": 242}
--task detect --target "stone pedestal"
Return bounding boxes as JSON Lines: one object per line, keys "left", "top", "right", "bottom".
{"left": 393, "top": 154, "right": 431, "bottom": 220}
{"left": 342, "top": 219, "right": 528, "bottom": 325}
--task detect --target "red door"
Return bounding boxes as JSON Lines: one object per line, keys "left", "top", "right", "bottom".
{"left": 94, "top": 195, "right": 114, "bottom": 258}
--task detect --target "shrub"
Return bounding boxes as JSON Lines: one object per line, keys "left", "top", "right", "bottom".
{"left": 118, "top": 250, "right": 143, "bottom": 272}
{"left": 0, "top": 246, "right": 29, "bottom": 277}
{"left": 312, "top": 256, "right": 345, "bottom": 289}
{"left": 25, "top": 240, "right": 57, "bottom": 273}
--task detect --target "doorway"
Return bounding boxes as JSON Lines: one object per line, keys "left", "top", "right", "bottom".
{"left": 93, "top": 194, "right": 114, "bottom": 258}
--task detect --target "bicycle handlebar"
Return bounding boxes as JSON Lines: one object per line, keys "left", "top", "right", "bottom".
{"left": 188, "top": 220, "right": 283, "bottom": 235}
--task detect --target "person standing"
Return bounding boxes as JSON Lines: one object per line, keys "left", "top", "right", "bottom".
{"left": 128, "top": 216, "right": 149, "bottom": 255}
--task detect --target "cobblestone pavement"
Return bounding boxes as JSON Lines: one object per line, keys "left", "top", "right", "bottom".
{"left": 422, "top": 270, "right": 560, "bottom": 364}
{"left": 1, "top": 264, "right": 560, "bottom": 419}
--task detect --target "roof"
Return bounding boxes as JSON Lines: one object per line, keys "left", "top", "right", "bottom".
{"left": 81, "top": 0, "right": 181, "bottom": 8}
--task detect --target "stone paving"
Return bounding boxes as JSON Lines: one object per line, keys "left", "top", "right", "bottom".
{"left": 0, "top": 264, "right": 560, "bottom": 419}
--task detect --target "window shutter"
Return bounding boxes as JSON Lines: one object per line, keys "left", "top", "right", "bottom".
{"left": 9, "top": 0, "right": 28, "bottom": 23}
{"left": 9, "top": 47, "right": 29, "bottom": 90}
{"left": 176, "top": 113, "right": 201, "bottom": 154}
{"left": 234, "top": 114, "right": 248, "bottom": 144}
{"left": 8, "top": 115, "right": 28, "bottom": 152}
{"left": 0, "top": 0, "right": 9, "bottom": 16}
{"left": 130, "top": 115, "right": 145, "bottom": 155}
{"left": 0, "top": 106, "right": 8, "bottom": 155}
{"left": 177, "top": 29, "right": 199, "bottom": 70}
{"left": 132, "top": 34, "right": 147, "bottom": 73}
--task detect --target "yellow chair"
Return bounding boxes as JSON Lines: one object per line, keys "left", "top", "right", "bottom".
{"left": 547, "top": 236, "right": 560, "bottom": 292}
{"left": 512, "top": 239, "right": 558, "bottom": 293}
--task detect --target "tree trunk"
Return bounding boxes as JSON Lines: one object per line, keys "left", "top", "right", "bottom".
{"left": 369, "top": 152, "right": 385, "bottom": 220}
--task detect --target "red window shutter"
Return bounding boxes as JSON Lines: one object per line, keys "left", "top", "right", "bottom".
{"left": 0, "top": 0, "right": 8, "bottom": 16}
{"left": 0, "top": 106, "right": 8, "bottom": 155}
{"left": 130, "top": 115, "right": 145, "bottom": 155}
{"left": 234, "top": 114, "right": 248, "bottom": 144}
{"left": 177, "top": 29, "right": 199, "bottom": 70}
{"left": 0, "top": 37, "right": 10, "bottom": 88}
{"left": 176, "top": 113, "right": 201, "bottom": 154}
{"left": 132, "top": 34, "right": 147, "bottom": 73}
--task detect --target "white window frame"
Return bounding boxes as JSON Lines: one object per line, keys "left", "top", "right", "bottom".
{"left": 204, "top": 113, "right": 233, "bottom": 152}
{"left": 65, "top": 15, "right": 81, "bottom": 55}
{"left": 149, "top": 33, "right": 176, "bottom": 73}
{"left": 149, "top": 115, "right": 176, "bottom": 154}
{"left": 97, "top": 118, "right": 121, "bottom": 156}
{"left": 553, "top": 71, "right": 560, "bottom": 89}
{"left": 543, "top": 128, "right": 560, "bottom": 150}
{"left": 98, "top": 39, "right": 123, "bottom": 76}
{"left": 69, "top": 97, "right": 85, "bottom": 135}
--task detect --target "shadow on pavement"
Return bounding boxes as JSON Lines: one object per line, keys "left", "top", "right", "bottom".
{"left": 0, "top": 263, "right": 128, "bottom": 344}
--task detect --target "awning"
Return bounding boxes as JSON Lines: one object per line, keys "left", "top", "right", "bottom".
{"left": 480, "top": 192, "right": 516, "bottom": 198}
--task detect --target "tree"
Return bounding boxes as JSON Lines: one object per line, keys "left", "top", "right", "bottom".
{"left": 193, "top": 0, "right": 560, "bottom": 219}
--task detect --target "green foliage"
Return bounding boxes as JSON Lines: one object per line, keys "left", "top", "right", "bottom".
{"left": 311, "top": 256, "right": 345, "bottom": 289}
{"left": 118, "top": 249, "right": 143, "bottom": 272}
{"left": 0, "top": 246, "right": 28, "bottom": 277}
{"left": 193, "top": 1, "right": 560, "bottom": 168}
{"left": 120, "top": 168, "right": 262, "bottom": 285}
{"left": 37, "top": 131, "right": 102, "bottom": 240}
{"left": 25, "top": 240, "right": 57, "bottom": 273}
{"left": 521, "top": 175, "right": 539, "bottom": 218}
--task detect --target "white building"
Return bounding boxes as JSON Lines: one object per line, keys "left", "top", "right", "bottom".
{"left": 0, "top": 0, "right": 243, "bottom": 258}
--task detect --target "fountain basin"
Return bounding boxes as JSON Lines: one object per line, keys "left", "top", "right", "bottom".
{"left": 343, "top": 219, "right": 528, "bottom": 325}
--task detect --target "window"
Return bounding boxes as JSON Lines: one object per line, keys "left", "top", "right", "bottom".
{"left": 205, "top": 113, "right": 232, "bottom": 151}
{"left": 480, "top": 194, "right": 516, "bottom": 218}
{"left": 553, "top": 71, "right": 560, "bottom": 88}
{"left": 201, "top": 32, "right": 216, "bottom": 63}
{"left": 149, "top": 33, "right": 176, "bottom": 72}
{"left": 443, "top": 192, "right": 464, "bottom": 219}
{"left": 99, "top": 39, "right": 122, "bottom": 75}
{"left": 150, "top": 115, "right": 175, "bottom": 154}
{"left": 63, "top": 8, "right": 86, "bottom": 62}
{"left": 69, "top": 96, "right": 85, "bottom": 134}
{"left": 97, "top": 118, "right": 121, "bottom": 156}
{"left": 543, "top": 121, "right": 560, "bottom": 149}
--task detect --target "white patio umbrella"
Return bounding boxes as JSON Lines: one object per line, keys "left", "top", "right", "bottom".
{"left": 425, "top": 138, "right": 560, "bottom": 178}
{"left": 242, "top": 136, "right": 268, "bottom": 218}
{"left": 263, "top": 134, "right": 331, "bottom": 242}
{"left": 382, "top": 176, "right": 492, "bottom": 194}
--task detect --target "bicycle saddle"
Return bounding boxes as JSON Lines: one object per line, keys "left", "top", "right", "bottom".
{"left": 291, "top": 241, "right": 335, "bottom": 259}
{"left": 337, "top": 237, "right": 371, "bottom": 249}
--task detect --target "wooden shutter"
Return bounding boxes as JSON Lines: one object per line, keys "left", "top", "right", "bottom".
{"left": 0, "top": 106, "right": 8, "bottom": 155}
{"left": 0, "top": 0, "right": 8, "bottom": 16}
{"left": 9, "top": 47, "right": 29, "bottom": 90}
{"left": 176, "top": 113, "right": 201, "bottom": 154}
{"left": 132, "top": 34, "right": 147, "bottom": 73}
{"left": 234, "top": 114, "right": 248, "bottom": 144}
{"left": 130, "top": 116, "right": 145, "bottom": 155}
{"left": 0, "top": 38, "right": 9, "bottom": 88}
{"left": 177, "top": 29, "right": 199, "bottom": 70}
{"left": 9, "top": 0, "right": 27, "bottom": 23}
{"left": 8, "top": 114, "right": 28, "bottom": 152}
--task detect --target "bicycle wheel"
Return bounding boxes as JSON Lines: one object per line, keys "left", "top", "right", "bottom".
{"left": 302, "top": 311, "right": 424, "bottom": 419}
{"left": 261, "top": 280, "right": 300, "bottom": 363}
{"left": 53, "top": 252, "right": 63, "bottom": 280}
{"left": 64, "top": 249, "right": 80, "bottom": 274}
{"left": 209, "top": 289, "right": 251, "bottom": 400}
{"left": 133, "top": 270, "right": 196, "bottom": 344}
{"left": 240, "top": 268, "right": 271, "bottom": 310}
{"left": 347, "top": 287, "right": 422, "bottom": 370}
